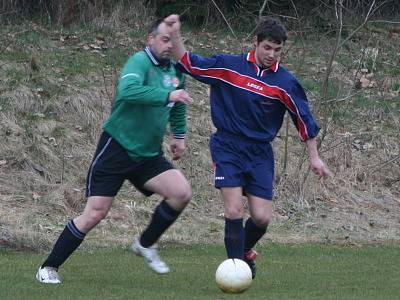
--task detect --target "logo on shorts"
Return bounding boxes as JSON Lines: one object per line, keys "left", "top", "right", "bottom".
{"left": 213, "top": 163, "right": 224, "bottom": 180}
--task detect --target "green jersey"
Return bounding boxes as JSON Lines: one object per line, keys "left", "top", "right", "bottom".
{"left": 103, "top": 47, "right": 187, "bottom": 160}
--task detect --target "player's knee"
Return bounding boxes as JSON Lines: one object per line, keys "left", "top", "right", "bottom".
{"left": 252, "top": 214, "right": 272, "bottom": 228}
{"left": 166, "top": 185, "right": 192, "bottom": 211}
{"left": 175, "top": 185, "right": 192, "bottom": 205}
{"left": 87, "top": 208, "right": 108, "bottom": 226}
{"left": 225, "top": 206, "right": 244, "bottom": 219}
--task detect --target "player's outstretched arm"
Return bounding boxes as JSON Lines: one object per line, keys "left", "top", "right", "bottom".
{"left": 306, "top": 138, "right": 330, "bottom": 179}
{"left": 164, "top": 14, "right": 186, "bottom": 60}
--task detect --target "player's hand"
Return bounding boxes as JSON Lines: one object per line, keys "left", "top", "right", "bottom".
{"left": 310, "top": 157, "right": 330, "bottom": 179}
{"left": 170, "top": 138, "right": 185, "bottom": 160}
{"left": 169, "top": 89, "right": 193, "bottom": 105}
{"left": 164, "top": 14, "right": 181, "bottom": 35}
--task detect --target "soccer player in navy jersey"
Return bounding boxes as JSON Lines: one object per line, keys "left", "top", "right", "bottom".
{"left": 164, "top": 14, "right": 330, "bottom": 278}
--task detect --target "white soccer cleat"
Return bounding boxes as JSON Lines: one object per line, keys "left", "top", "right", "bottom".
{"left": 132, "top": 239, "right": 170, "bottom": 274}
{"left": 36, "top": 266, "right": 62, "bottom": 284}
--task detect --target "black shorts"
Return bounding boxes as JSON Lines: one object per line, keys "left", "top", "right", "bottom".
{"left": 85, "top": 131, "right": 174, "bottom": 197}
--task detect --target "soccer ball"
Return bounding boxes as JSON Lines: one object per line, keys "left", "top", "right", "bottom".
{"left": 215, "top": 258, "right": 252, "bottom": 293}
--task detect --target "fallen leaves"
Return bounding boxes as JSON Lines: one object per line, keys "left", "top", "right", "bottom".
{"left": 80, "top": 36, "right": 108, "bottom": 57}
{"left": 354, "top": 68, "right": 377, "bottom": 89}
{"left": 352, "top": 138, "right": 374, "bottom": 151}
{"left": 32, "top": 192, "right": 41, "bottom": 200}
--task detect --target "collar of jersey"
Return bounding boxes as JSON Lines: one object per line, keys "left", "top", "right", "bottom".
{"left": 144, "top": 46, "right": 171, "bottom": 67}
{"left": 246, "top": 50, "right": 279, "bottom": 73}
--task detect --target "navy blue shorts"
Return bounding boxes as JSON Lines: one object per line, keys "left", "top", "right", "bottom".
{"left": 209, "top": 131, "right": 274, "bottom": 200}
{"left": 86, "top": 131, "right": 174, "bottom": 197}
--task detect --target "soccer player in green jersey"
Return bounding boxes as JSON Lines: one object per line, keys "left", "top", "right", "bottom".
{"left": 36, "top": 18, "right": 193, "bottom": 284}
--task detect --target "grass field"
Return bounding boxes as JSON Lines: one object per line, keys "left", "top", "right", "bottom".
{"left": 1, "top": 243, "right": 399, "bottom": 300}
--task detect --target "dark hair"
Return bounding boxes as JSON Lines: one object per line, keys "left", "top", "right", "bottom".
{"left": 255, "top": 17, "right": 288, "bottom": 44}
{"left": 148, "top": 18, "right": 164, "bottom": 36}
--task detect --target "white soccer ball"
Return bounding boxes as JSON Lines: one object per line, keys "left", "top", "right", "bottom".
{"left": 215, "top": 258, "right": 252, "bottom": 293}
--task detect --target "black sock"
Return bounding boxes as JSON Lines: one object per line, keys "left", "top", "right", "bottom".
{"left": 140, "top": 199, "right": 181, "bottom": 248}
{"left": 244, "top": 218, "right": 267, "bottom": 252}
{"left": 42, "top": 220, "right": 85, "bottom": 269}
{"left": 224, "top": 218, "right": 244, "bottom": 259}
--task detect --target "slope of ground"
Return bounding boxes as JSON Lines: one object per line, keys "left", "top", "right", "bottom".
{"left": 0, "top": 19, "right": 399, "bottom": 251}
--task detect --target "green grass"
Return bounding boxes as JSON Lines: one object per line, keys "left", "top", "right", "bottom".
{"left": 4, "top": 68, "right": 27, "bottom": 88}
{"left": 0, "top": 22, "right": 128, "bottom": 84}
{"left": 1, "top": 243, "right": 399, "bottom": 300}
{"left": 301, "top": 78, "right": 320, "bottom": 93}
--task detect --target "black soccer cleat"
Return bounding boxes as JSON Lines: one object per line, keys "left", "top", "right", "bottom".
{"left": 244, "top": 249, "right": 258, "bottom": 279}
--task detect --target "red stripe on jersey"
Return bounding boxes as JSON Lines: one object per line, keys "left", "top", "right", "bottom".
{"left": 179, "top": 52, "right": 309, "bottom": 140}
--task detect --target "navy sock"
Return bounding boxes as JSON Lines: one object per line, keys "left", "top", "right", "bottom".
{"left": 244, "top": 218, "right": 267, "bottom": 252}
{"left": 224, "top": 218, "right": 244, "bottom": 259}
{"left": 42, "top": 220, "right": 85, "bottom": 269}
{"left": 140, "top": 199, "right": 181, "bottom": 248}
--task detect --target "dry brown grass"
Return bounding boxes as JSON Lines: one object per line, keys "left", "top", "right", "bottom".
{"left": 0, "top": 16, "right": 399, "bottom": 252}
{"left": 1, "top": 75, "right": 399, "bottom": 252}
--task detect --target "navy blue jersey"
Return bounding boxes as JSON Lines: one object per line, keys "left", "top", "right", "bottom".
{"left": 177, "top": 50, "right": 320, "bottom": 142}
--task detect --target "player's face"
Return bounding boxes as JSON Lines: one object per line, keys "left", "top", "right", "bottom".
{"left": 148, "top": 24, "right": 173, "bottom": 61}
{"left": 254, "top": 38, "right": 283, "bottom": 68}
